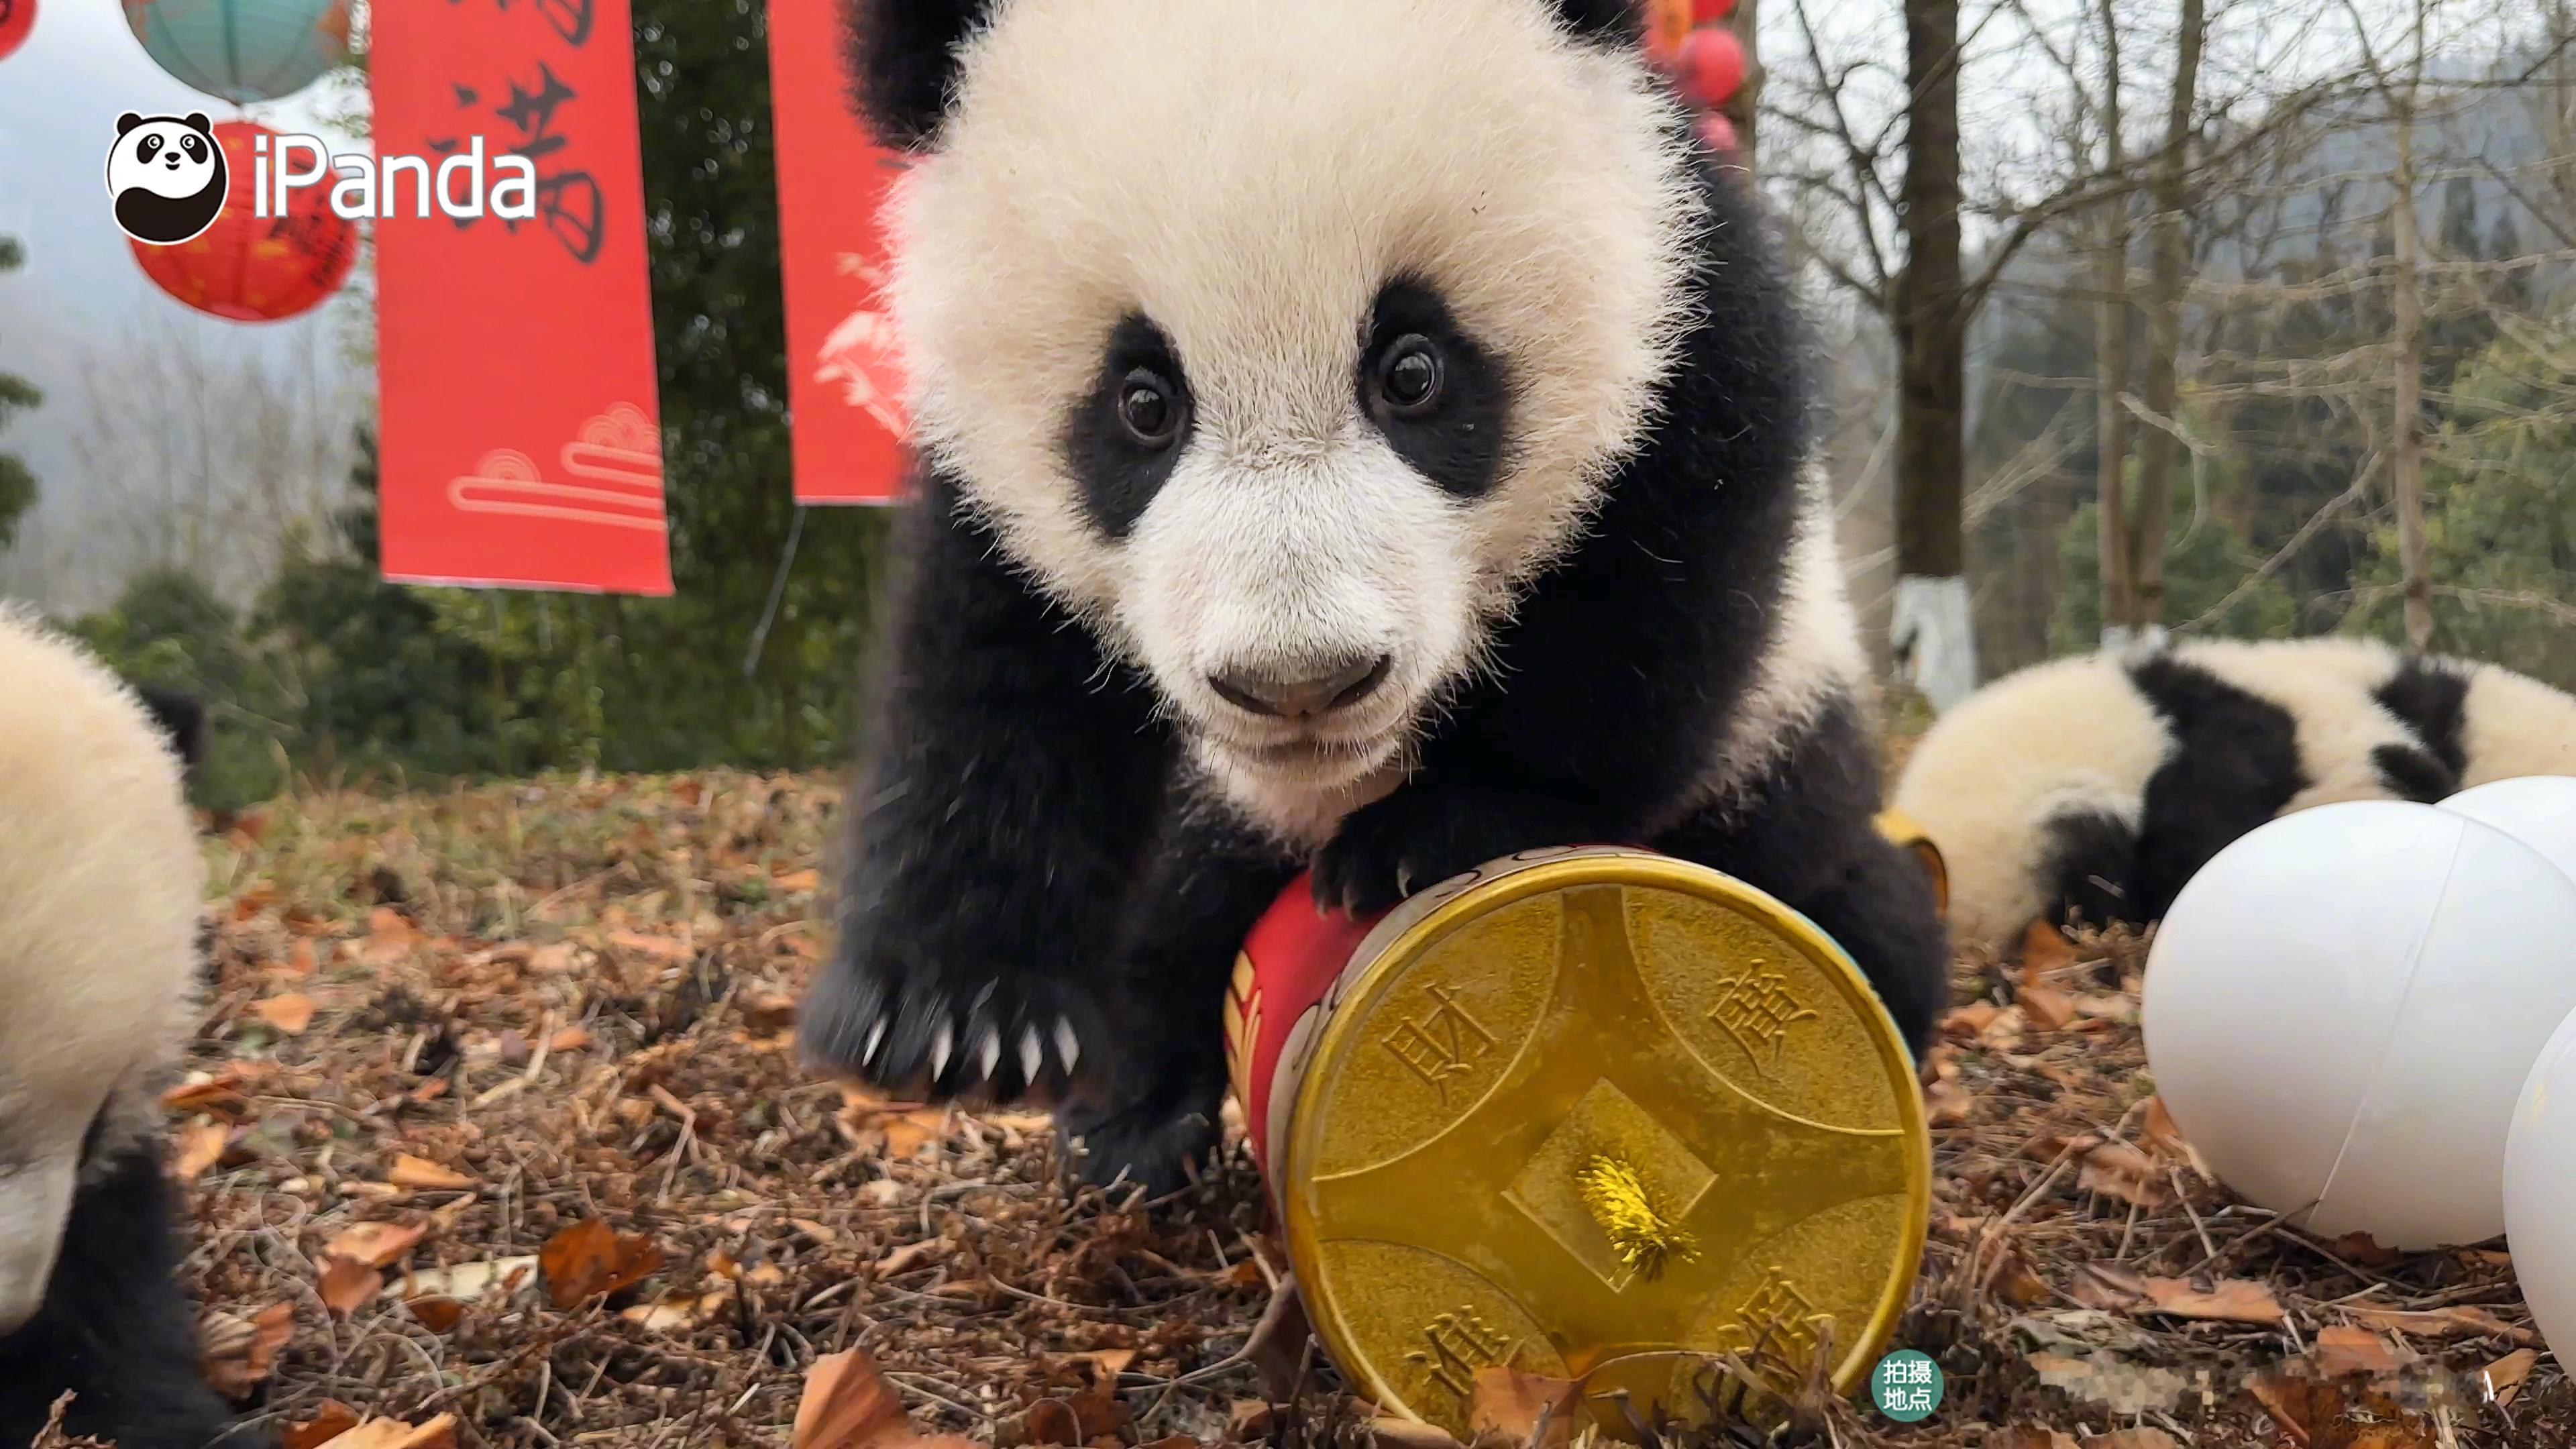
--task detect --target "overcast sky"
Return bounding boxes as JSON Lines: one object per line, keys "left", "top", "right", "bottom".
{"left": 0, "top": 0, "right": 366, "bottom": 610}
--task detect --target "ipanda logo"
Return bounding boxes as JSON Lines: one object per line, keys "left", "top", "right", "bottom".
{"left": 105, "top": 111, "right": 227, "bottom": 246}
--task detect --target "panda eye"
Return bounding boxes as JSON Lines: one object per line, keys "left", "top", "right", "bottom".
{"left": 138, "top": 136, "right": 162, "bottom": 162}
{"left": 1373, "top": 335, "right": 1444, "bottom": 418}
{"left": 182, "top": 136, "right": 206, "bottom": 162}
{"left": 1115, "top": 368, "right": 1184, "bottom": 449}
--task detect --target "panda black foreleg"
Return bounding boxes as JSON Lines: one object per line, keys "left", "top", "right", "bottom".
{"left": 1057, "top": 806, "right": 1300, "bottom": 1196}
{"left": 0, "top": 1143, "right": 256, "bottom": 1449}
{"left": 1651, "top": 709, "right": 1950, "bottom": 1059}
{"left": 796, "top": 478, "right": 1175, "bottom": 1109}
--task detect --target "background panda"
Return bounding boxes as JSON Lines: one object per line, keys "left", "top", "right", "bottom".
{"left": 0, "top": 610, "right": 244, "bottom": 1449}
{"left": 107, "top": 111, "right": 227, "bottom": 248}
{"left": 796, "top": 0, "right": 1949, "bottom": 1192}
{"left": 1891, "top": 635, "right": 2576, "bottom": 950}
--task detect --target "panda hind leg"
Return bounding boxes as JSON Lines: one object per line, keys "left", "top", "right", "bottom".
{"left": 0, "top": 1140, "right": 259, "bottom": 1449}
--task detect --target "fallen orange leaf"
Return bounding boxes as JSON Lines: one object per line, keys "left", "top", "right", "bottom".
{"left": 2309, "top": 1324, "right": 2403, "bottom": 1379}
{"left": 386, "top": 1155, "right": 476, "bottom": 1191}
{"left": 317, "top": 1257, "right": 384, "bottom": 1318}
{"left": 173, "top": 1121, "right": 231, "bottom": 1185}
{"left": 2484, "top": 1346, "right": 2540, "bottom": 1407}
{"left": 540, "top": 1218, "right": 664, "bottom": 1308}
{"left": 2019, "top": 983, "right": 2078, "bottom": 1032}
{"left": 2344, "top": 1303, "right": 2535, "bottom": 1344}
{"left": 406, "top": 1296, "right": 466, "bottom": 1332}
{"left": 2020, "top": 918, "right": 2079, "bottom": 979}
{"left": 325, "top": 1221, "right": 427, "bottom": 1269}
{"left": 200, "top": 1301, "right": 294, "bottom": 1399}
{"left": 254, "top": 993, "right": 318, "bottom": 1035}
{"left": 312, "top": 1413, "right": 457, "bottom": 1449}
{"left": 1467, "top": 1366, "right": 1580, "bottom": 1449}
{"left": 546, "top": 1026, "right": 593, "bottom": 1053}
{"left": 2076, "top": 1140, "right": 2173, "bottom": 1208}
{"left": 284, "top": 1403, "right": 361, "bottom": 1449}
{"left": 607, "top": 929, "right": 692, "bottom": 963}
{"left": 2141, "top": 1276, "right": 2284, "bottom": 1326}
{"left": 794, "top": 1348, "right": 982, "bottom": 1449}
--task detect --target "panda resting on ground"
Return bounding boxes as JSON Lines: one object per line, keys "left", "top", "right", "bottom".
{"left": 0, "top": 612, "right": 244, "bottom": 1449}
{"left": 1891, "top": 635, "right": 2576, "bottom": 951}
{"left": 796, "top": 0, "right": 1951, "bottom": 1193}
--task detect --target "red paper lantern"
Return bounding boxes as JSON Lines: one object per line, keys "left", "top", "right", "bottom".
{"left": 1678, "top": 25, "right": 1748, "bottom": 108}
{"left": 1694, "top": 0, "right": 1737, "bottom": 21}
{"left": 0, "top": 0, "right": 36, "bottom": 62}
{"left": 129, "top": 119, "right": 356, "bottom": 323}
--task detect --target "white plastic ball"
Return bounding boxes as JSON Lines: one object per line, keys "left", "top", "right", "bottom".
{"left": 2440, "top": 775, "right": 2576, "bottom": 885}
{"left": 2143, "top": 800, "right": 2576, "bottom": 1250}
{"left": 2505, "top": 1005, "right": 2576, "bottom": 1360}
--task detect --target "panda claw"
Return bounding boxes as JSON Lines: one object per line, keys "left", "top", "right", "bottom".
{"left": 975, "top": 1027, "right": 1001, "bottom": 1081}
{"left": 929, "top": 1021, "right": 954, "bottom": 1079}
{"left": 861, "top": 1014, "right": 888, "bottom": 1066}
{"left": 1053, "top": 1016, "right": 1081, "bottom": 1072}
{"left": 1018, "top": 1026, "right": 1044, "bottom": 1085}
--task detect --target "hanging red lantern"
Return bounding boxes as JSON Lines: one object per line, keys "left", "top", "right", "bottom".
{"left": 0, "top": 0, "right": 36, "bottom": 63}
{"left": 129, "top": 119, "right": 356, "bottom": 323}
{"left": 1694, "top": 0, "right": 1737, "bottom": 21}
{"left": 1678, "top": 25, "right": 1747, "bottom": 108}
{"left": 1642, "top": 0, "right": 1691, "bottom": 69}
{"left": 1697, "top": 111, "right": 1739, "bottom": 157}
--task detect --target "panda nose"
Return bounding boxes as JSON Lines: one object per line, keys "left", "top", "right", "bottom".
{"left": 1208, "top": 653, "right": 1391, "bottom": 720}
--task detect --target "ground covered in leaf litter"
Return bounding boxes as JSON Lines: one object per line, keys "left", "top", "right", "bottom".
{"left": 144, "top": 771, "right": 2571, "bottom": 1449}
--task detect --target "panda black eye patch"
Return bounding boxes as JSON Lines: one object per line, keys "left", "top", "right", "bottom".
{"left": 1359, "top": 278, "right": 1509, "bottom": 499}
{"left": 1061, "top": 313, "right": 1191, "bottom": 539}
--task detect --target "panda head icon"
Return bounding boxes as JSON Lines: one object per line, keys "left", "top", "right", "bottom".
{"left": 106, "top": 112, "right": 227, "bottom": 246}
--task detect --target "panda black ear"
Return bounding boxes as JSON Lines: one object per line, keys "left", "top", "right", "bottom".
{"left": 1550, "top": 0, "right": 1645, "bottom": 44}
{"left": 183, "top": 112, "right": 213, "bottom": 135}
{"left": 117, "top": 111, "right": 144, "bottom": 136}
{"left": 839, "top": 0, "right": 998, "bottom": 148}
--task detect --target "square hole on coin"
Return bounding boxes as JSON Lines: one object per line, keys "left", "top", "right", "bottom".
{"left": 1503, "top": 1079, "right": 1716, "bottom": 1291}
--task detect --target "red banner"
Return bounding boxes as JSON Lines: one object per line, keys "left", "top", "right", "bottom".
{"left": 371, "top": 0, "right": 671, "bottom": 594}
{"left": 769, "top": 0, "right": 910, "bottom": 504}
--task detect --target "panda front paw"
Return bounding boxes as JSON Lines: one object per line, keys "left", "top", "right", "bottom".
{"left": 796, "top": 951, "right": 1102, "bottom": 1108}
{"left": 1311, "top": 782, "right": 1594, "bottom": 916}
{"left": 1055, "top": 1081, "right": 1224, "bottom": 1199}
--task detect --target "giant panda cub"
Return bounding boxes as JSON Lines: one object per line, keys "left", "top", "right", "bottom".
{"left": 0, "top": 612, "right": 245, "bottom": 1449}
{"left": 796, "top": 0, "right": 1951, "bottom": 1192}
{"left": 1891, "top": 635, "right": 2576, "bottom": 950}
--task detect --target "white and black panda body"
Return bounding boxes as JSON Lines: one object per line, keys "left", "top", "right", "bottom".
{"left": 0, "top": 614, "right": 243, "bottom": 1449}
{"left": 796, "top": 0, "right": 1949, "bottom": 1191}
{"left": 106, "top": 112, "right": 227, "bottom": 248}
{"left": 1892, "top": 636, "right": 2576, "bottom": 949}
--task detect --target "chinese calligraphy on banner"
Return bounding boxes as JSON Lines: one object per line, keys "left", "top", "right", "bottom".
{"left": 371, "top": 0, "right": 672, "bottom": 594}
{"left": 768, "top": 0, "right": 911, "bottom": 504}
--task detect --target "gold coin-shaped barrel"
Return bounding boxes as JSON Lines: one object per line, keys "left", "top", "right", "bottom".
{"left": 1231, "top": 847, "right": 1930, "bottom": 1438}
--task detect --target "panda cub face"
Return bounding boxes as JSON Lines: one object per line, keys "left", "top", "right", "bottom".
{"left": 888, "top": 0, "right": 1699, "bottom": 799}
{"left": 105, "top": 112, "right": 227, "bottom": 246}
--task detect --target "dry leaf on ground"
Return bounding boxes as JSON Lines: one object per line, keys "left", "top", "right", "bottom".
{"left": 2343, "top": 1303, "right": 2534, "bottom": 1344}
{"left": 1466, "top": 1367, "right": 1580, "bottom": 1449}
{"left": 2309, "top": 1325, "right": 2404, "bottom": 1379}
{"left": 2082, "top": 1432, "right": 2182, "bottom": 1449}
{"left": 199, "top": 1301, "right": 293, "bottom": 1399}
{"left": 540, "top": 1218, "right": 665, "bottom": 1308}
{"left": 254, "top": 994, "right": 317, "bottom": 1034}
{"left": 794, "top": 1348, "right": 981, "bottom": 1449}
{"left": 311, "top": 1414, "right": 456, "bottom": 1449}
{"left": 284, "top": 1403, "right": 362, "bottom": 1449}
{"left": 2076, "top": 1140, "right": 2174, "bottom": 1208}
{"left": 2484, "top": 1347, "right": 2540, "bottom": 1407}
{"left": 173, "top": 1121, "right": 230, "bottom": 1185}
{"left": 2020, "top": 984, "right": 2079, "bottom": 1031}
{"left": 2142, "top": 1275, "right": 2284, "bottom": 1326}
{"left": 385, "top": 1155, "right": 474, "bottom": 1191}
{"left": 317, "top": 1258, "right": 384, "bottom": 1318}
{"left": 325, "top": 1221, "right": 426, "bottom": 1269}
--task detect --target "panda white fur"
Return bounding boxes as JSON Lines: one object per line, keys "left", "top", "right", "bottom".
{"left": 1891, "top": 635, "right": 2576, "bottom": 949}
{"left": 0, "top": 611, "right": 242, "bottom": 1448}
{"left": 796, "top": 0, "right": 1949, "bottom": 1191}
{"left": 105, "top": 111, "right": 228, "bottom": 248}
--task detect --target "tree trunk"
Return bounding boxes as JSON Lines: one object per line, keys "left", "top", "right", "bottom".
{"left": 1892, "top": 0, "right": 1974, "bottom": 709}
{"left": 1725, "top": 0, "right": 1760, "bottom": 175}
{"left": 2092, "top": 0, "right": 2133, "bottom": 645}
{"left": 2391, "top": 13, "right": 2432, "bottom": 651}
{"left": 2128, "top": 0, "right": 2204, "bottom": 633}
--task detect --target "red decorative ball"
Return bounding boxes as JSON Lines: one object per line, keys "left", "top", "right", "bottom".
{"left": 0, "top": 0, "right": 36, "bottom": 63}
{"left": 1641, "top": 0, "right": 1690, "bottom": 70}
{"left": 1678, "top": 25, "right": 1748, "bottom": 108}
{"left": 1697, "top": 111, "right": 1739, "bottom": 156}
{"left": 130, "top": 119, "right": 357, "bottom": 323}
{"left": 1694, "top": 0, "right": 1737, "bottom": 21}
